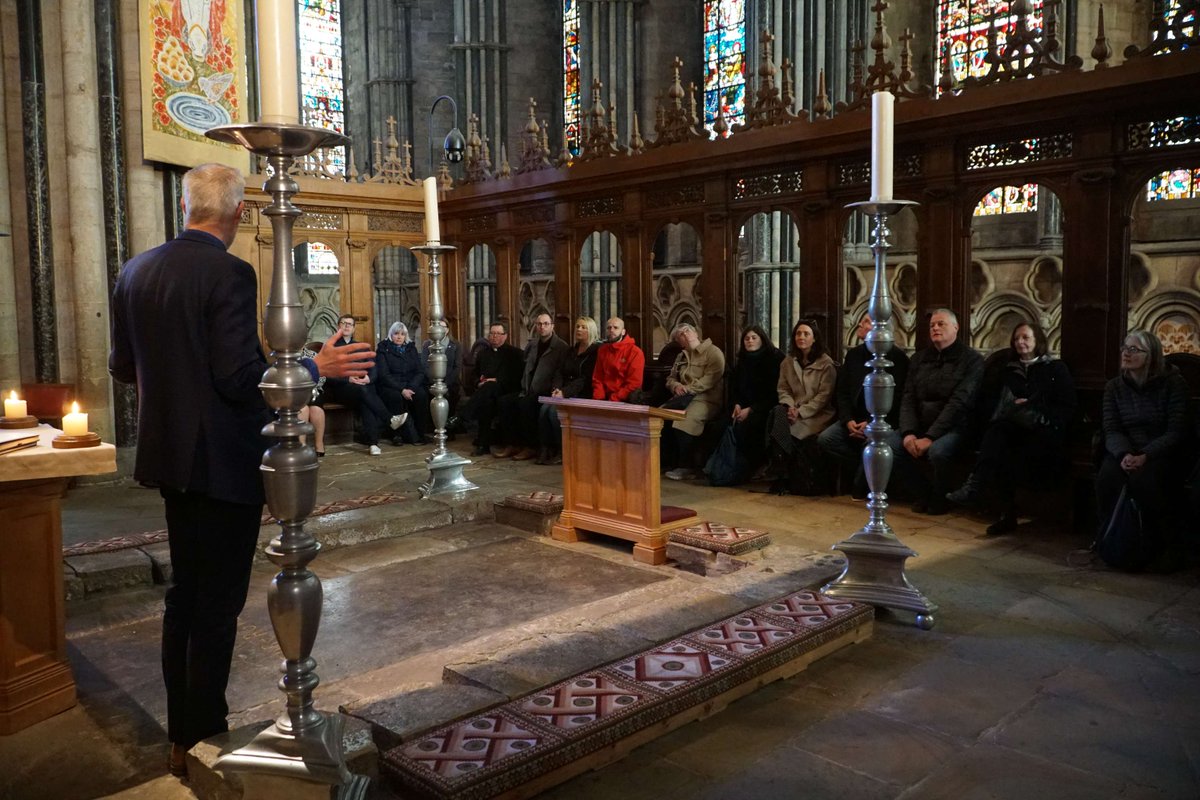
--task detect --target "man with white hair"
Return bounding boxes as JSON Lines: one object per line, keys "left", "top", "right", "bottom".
{"left": 109, "top": 163, "right": 374, "bottom": 776}
{"left": 662, "top": 323, "right": 725, "bottom": 480}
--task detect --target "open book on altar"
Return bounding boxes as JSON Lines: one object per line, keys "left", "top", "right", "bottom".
{"left": 0, "top": 428, "right": 40, "bottom": 455}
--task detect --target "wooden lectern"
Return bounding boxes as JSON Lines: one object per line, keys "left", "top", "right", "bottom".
{"left": 541, "top": 397, "right": 699, "bottom": 565}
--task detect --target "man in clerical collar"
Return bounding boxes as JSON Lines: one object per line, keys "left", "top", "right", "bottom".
{"left": 459, "top": 321, "right": 524, "bottom": 456}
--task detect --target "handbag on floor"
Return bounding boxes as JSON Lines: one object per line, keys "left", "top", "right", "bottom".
{"left": 1094, "top": 485, "right": 1153, "bottom": 571}
{"left": 705, "top": 426, "right": 747, "bottom": 486}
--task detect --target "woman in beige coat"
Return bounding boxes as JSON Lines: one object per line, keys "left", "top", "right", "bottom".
{"left": 761, "top": 319, "right": 837, "bottom": 494}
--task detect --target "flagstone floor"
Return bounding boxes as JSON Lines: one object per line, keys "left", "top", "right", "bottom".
{"left": 2, "top": 440, "right": 1198, "bottom": 799}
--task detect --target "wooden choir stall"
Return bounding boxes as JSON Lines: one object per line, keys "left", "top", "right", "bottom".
{"left": 541, "top": 397, "right": 699, "bottom": 565}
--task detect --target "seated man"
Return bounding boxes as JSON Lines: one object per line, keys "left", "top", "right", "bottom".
{"left": 592, "top": 317, "right": 645, "bottom": 402}
{"left": 320, "top": 314, "right": 404, "bottom": 455}
{"left": 662, "top": 323, "right": 725, "bottom": 481}
{"left": 494, "top": 313, "right": 570, "bottom": 460}
{"left": 818, "top": 314, "right": 909, "bottom": 497}
{"left": 459, "top": 321, "right": 524, "bottom": 456}
{"left": 887, "top": 308, "right": 983, "bottom": 514}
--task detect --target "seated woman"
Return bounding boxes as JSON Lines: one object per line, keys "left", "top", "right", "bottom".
{"left": 1095, "top": 329, "right": 1190, "bottom": 566}
{"left": 375, "top": 322, "right": 425, "bottom": 445}
{"left": 762, "top": 319, "right": 837, "bottom": 495}
{"left": 662, "top": 324, "right": 726, "bottom": 481}
{"left": 538, "top": 316, "right": 602, "bottom": 464}
{"left": 299, "top": 341, "right": 327, "bottom": 456}
{"left": 726, "top": 324, "right": 785, "bottom": 480}
{"left": 946, "top": 321, "right": 1076, "bottom": 535}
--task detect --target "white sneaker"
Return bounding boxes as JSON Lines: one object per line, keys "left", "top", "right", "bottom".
{"left": 389, "top": 413, "right": 408, "bottom": 430}
{"left": 369, "top": 444, "right": 382, "bottom": 456}
{"left": 665, "top": 467, "right": 689, "bottom": 481}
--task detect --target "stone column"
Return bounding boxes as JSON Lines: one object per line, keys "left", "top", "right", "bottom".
{"left": 16, "top": 0, "right": 58, "bottom": 383}
{"left": 0, "top": 8, "right": 19, "bottom": 392}
{"left": 59, "top": 0, "right": 114, "bottom": 440}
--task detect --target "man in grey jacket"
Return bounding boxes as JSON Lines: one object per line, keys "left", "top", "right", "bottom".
{"left": 888, "top": 308, "right": 983, "bottom": 514}
{"left": 495, "top": 313, "right": 570, "bottom": 459}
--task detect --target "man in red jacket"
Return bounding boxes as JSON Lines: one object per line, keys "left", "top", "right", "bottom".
{"left": 592, "top": 317, "right": 645, "bottom": 402}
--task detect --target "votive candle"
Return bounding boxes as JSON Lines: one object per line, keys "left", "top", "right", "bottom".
{"left": 62, "top": 402, "right": 88, "bottom": 436}
{"left": 4, "top": 390, "right": 26, "bottom": 418}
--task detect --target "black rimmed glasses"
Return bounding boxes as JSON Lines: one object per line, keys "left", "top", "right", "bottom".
{"left": 1120, "top": 345, "right": 1148, "bottom": 355}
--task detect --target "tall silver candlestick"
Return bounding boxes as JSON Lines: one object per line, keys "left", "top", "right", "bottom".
{"left": 413, "top": 243, "right": 478, "bottom": 498}
{"left": 205, "top": 123, "right": 366, "bottom": 794}
{"left": 822, "top": 199, "right": 938, "bottom": 630}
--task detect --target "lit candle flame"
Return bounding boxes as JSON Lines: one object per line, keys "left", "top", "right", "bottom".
{"left": 7, "top": 390, "right": 14, "bottom": 401}
{"left": 71, "top": 401, "right": 80, "bottom": 414}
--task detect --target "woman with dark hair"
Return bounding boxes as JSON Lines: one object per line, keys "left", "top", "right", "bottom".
{"left": 1095, "top": 329, "right": 1189, "bottom": 565}
{"left": 725, "top": 324, "right": 785, "bottom": 478}
{"left": 947, "top": 321, "right": 1076, "bottom": 534}
{"left": 760, "top": 319, "right": 837, "bottom": 495}
{"left": 376, "top": 321, "right": 427, "bottom": 445}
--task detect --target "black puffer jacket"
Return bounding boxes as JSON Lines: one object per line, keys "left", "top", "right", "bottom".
{"left": 560, "top": 342, "right": 601, "bottom": 399}
{"left": 899, "top": 339, "right": 984, "bottom": 440}
{"left": 376, "top": 340, "right": 427, "bottom": 393}
{"left": 1103, "top": 368, "right": 1189, "bottom": 461}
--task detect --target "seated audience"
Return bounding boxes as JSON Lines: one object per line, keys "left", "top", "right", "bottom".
{"left": 818, "top": 314, "right": 909, "bottom": 497}
{"left": 889, "top": 308, "right": 983, "bottom": 514}
{"left": 946, "top": 321, "right": 1076, "bottom": 534}
{"left": 726, "top": 324, "right": 785, "bottom": 479}
{"left": 762, "top": 319, "right": 837, "bottom": 495}
{"left": 494, "top": 313, "right": 570, "bottom": 460}
{"left": 459, "top": 322, "right": 524, "bottom": 456}
{"left": 592, "top": 317, "right": 645, "bottom": 402}
{"left": 376, "top": 322, "right": 427, "bottom": 445}
{"left": 299, "top": 341, "right": 327, "bottom": 456}
{"left": 662, "top": 324, "right": 726, "bottom": 480}
{"left": 1096, "top": 330, "right": 1190, "bottom": 565}
{"left": 538, "top": 316, "right": 602, "bottom": 464}
{"left": 320, "top": 314, "right": 404, "bottom": 455}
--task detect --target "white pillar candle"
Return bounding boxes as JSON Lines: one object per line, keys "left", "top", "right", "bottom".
{"left": 4, "top": 391, "right": 26, "bottom": 418}
{"left": 423, "top": 177, "right": 441, "bottom": 244}
{"left": 62, "top": 402, "right": 88, "bottom": 436}
{"left": 256, "top": 0, "right": 300, "bottom": 125}
{"left": 870, "top": 90, "right": 895, "bottom": 203}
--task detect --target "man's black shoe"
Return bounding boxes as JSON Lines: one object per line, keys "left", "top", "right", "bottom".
{"left": 471, "top": 444, "right": 488, "bottom": 456}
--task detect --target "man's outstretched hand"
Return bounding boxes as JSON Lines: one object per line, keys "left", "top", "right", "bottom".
{"left": 314, "top": 330, "right": 375, "bottom": 378}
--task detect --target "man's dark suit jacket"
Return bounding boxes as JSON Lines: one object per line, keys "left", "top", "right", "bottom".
{"left": 109, "top": 229, "right": 269, "bottom": 506}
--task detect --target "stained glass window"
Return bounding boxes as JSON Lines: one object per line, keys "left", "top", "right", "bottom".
{"left": 974, "top": 184, "right": 1039, "bottom": 216}
{"left": 1146, "top": 168, "right": 1200, "bottom": 201}
{"left": 1158, "top": 0, "right": 1196, "bottom": 45}
{"left": 305, "top": 241, "right": 340, "bottom": 275}
{"left": 703, "top": 0, "right": 746, "bottom": 136}
{"left": 298, "top": 0, "right": 344, "bottom": 170}
{"left": 935, "top": 0, "right": 1045, "bottom": 91}
{"left": 563, "top": 0, "right": 581, "bottom": 157}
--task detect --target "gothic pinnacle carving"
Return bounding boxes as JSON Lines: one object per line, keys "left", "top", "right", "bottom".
{"left": 839, "top": 1, "right": 929, "bottom": 112}
{"left": 1092, "top": 4, "right": 1112, "bottom": 68}
{"left": 965, "top": 0, "right": 1082, "bottom": 87}
{"left": 649, "top": 57, "right": 703, "bottom": 148}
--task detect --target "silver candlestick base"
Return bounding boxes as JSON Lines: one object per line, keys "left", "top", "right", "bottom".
{"left": 205, "top": 121, "right": 363, "bottom": 790}
{"left": 822, "top": 199, "right": 938, "bottom": 630}
{"left": 413, "top": 243, "right": 478, "bottom": 498}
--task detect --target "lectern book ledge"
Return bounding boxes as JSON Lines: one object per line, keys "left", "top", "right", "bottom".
{"left": 540, "top": 397, "right": 700, "bottom": 565}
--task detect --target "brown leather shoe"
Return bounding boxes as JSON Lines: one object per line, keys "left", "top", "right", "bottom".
{"left": 168, "top": 743, "right": 188, "bottom": 778}
{"left": 512, "top": 447, "right": 538, "bottom": 461}
{"left": 490, "top": 445, "right": 516, "bottom": 458}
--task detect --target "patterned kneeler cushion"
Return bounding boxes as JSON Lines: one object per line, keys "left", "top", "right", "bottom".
{"left": 667, "top": 521, "right": 771, "bottom": 556}
{"left": 380, "top": 589, "right": 871, "bottom": 800}
{"left": 501, "top": 491, "right": 565, "bottom": 514}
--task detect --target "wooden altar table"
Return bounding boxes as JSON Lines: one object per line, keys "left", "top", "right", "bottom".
{"left": 0, "top": 426, "right": 116, "bottom": 734}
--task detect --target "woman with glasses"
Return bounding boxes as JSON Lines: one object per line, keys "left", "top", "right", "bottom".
{"left": 946, "top": 321, "right": 1076, "bottom": 534}
{"left": 760, "top": 319, "right": 837, "bottom": 495}
{"left": 1097, "top": 330, "right": 1190, "bottom": 567}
